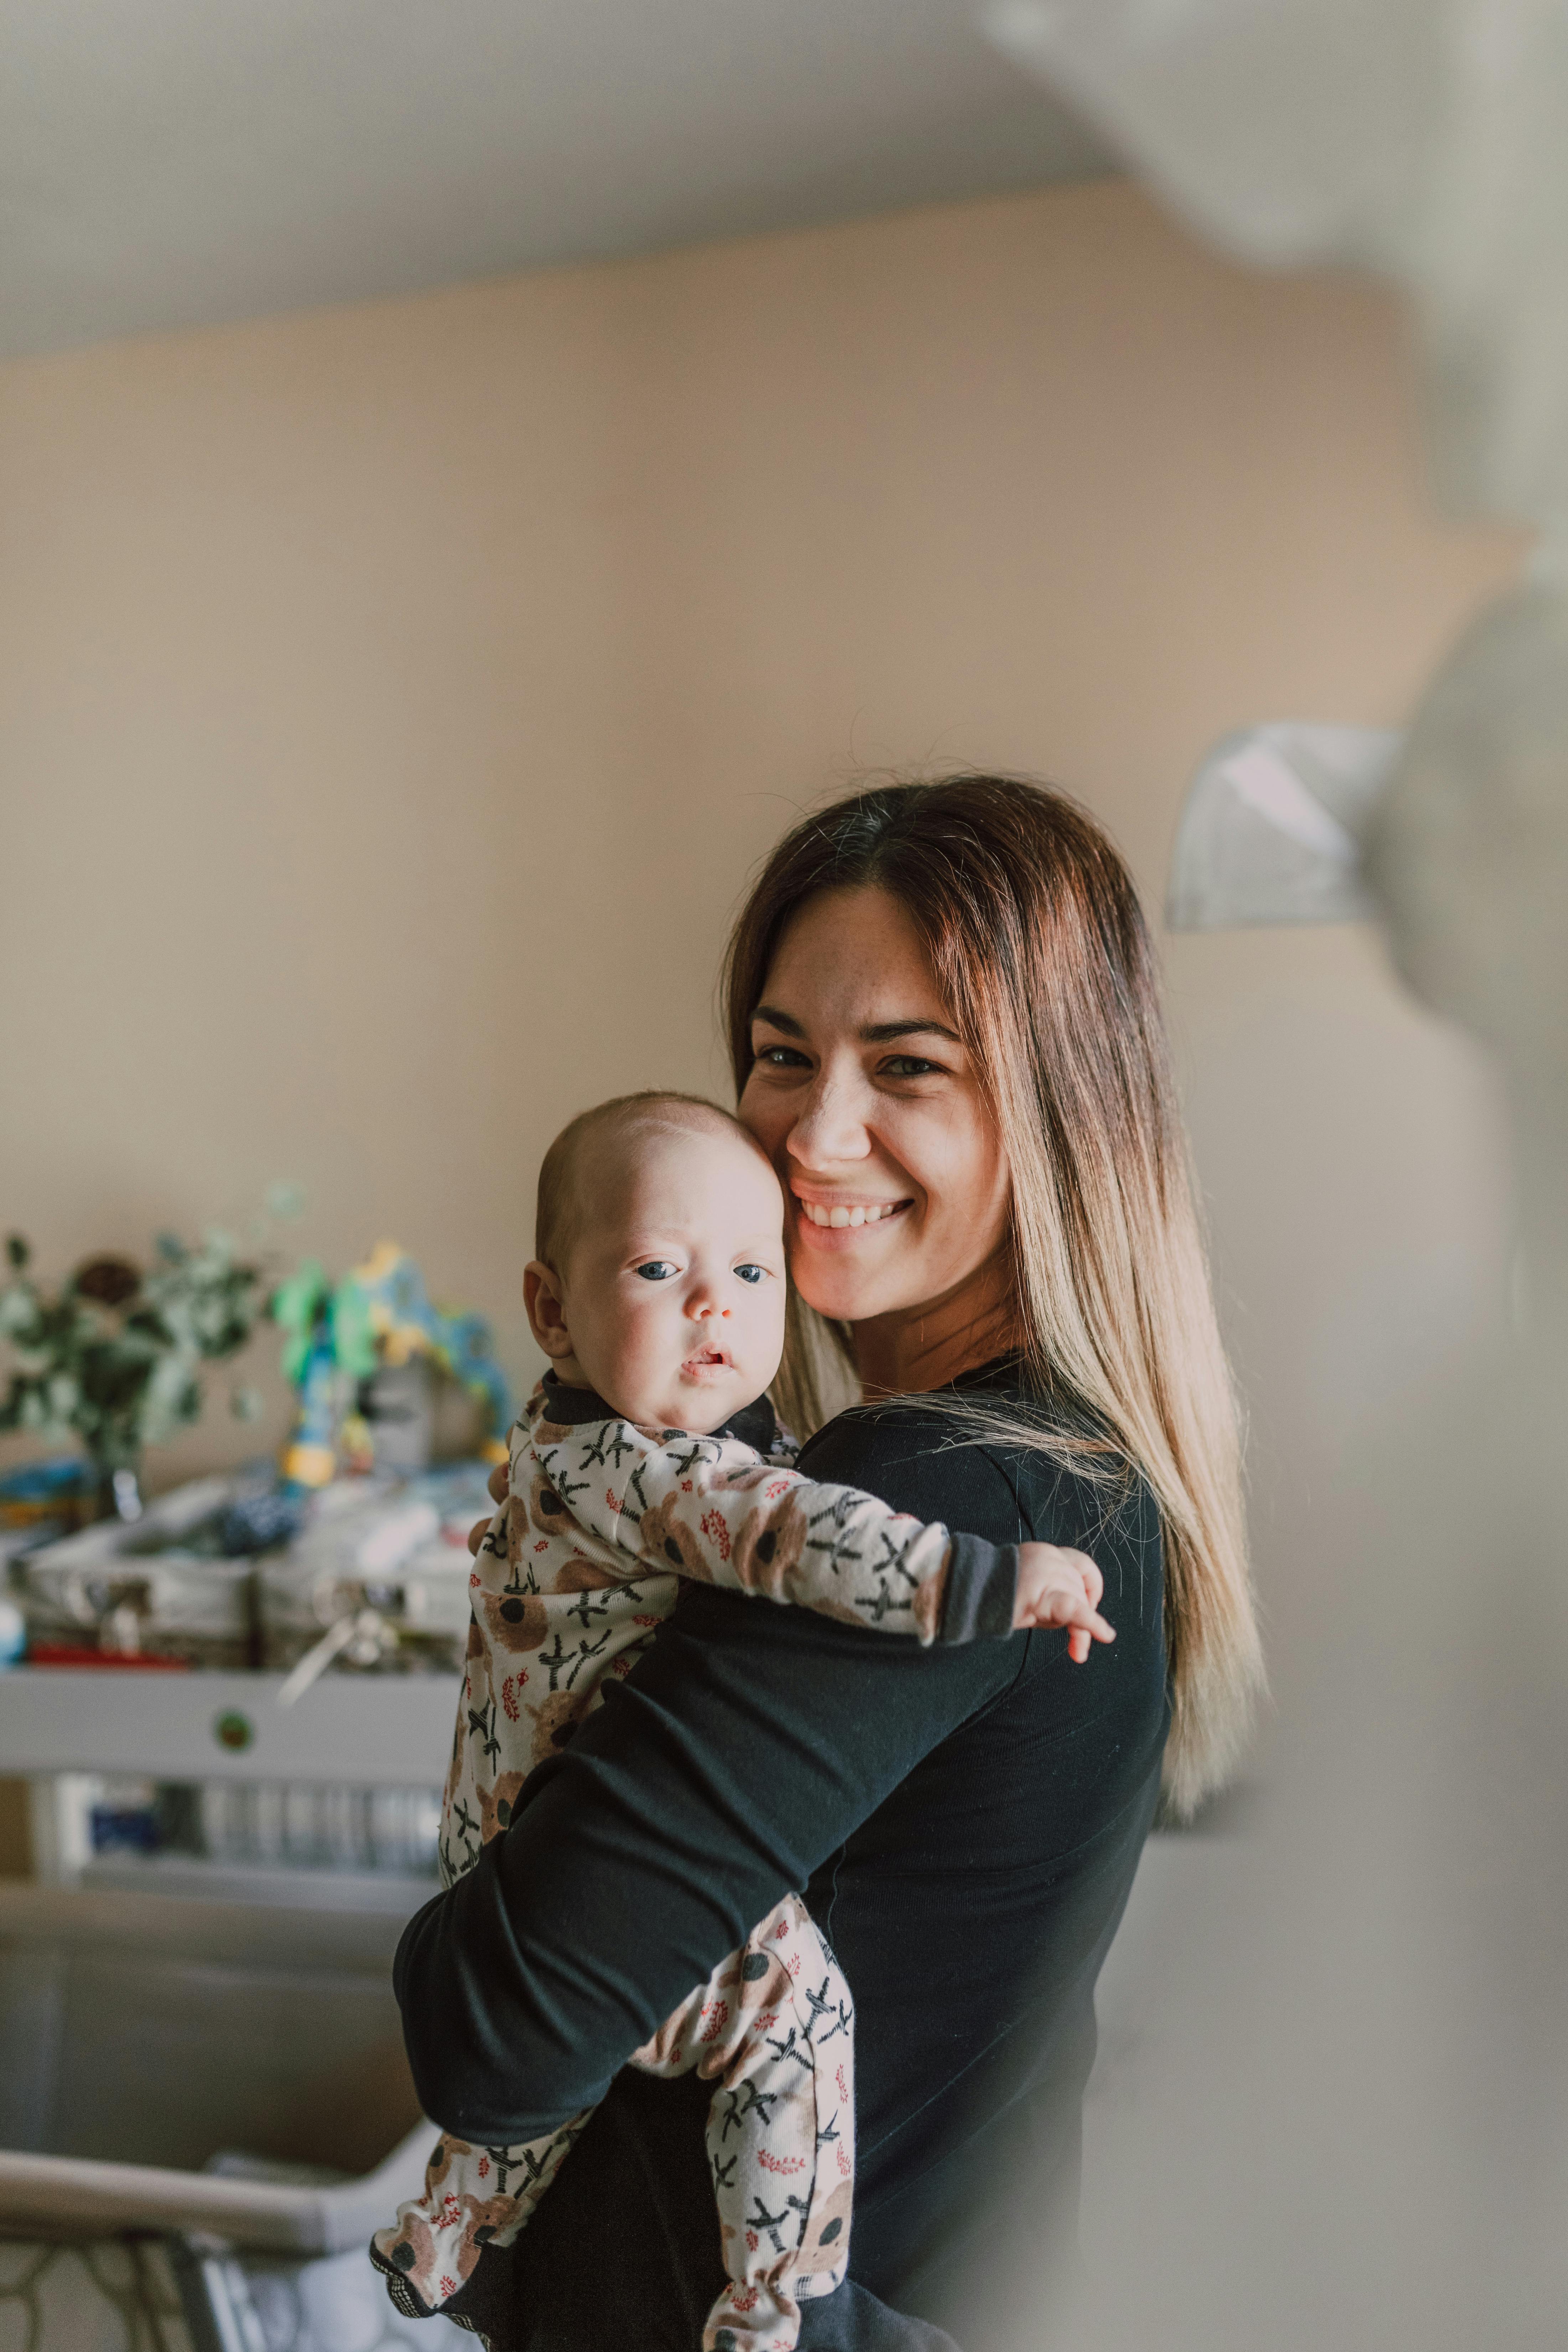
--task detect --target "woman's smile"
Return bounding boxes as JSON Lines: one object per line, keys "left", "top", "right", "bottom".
{"left": 791, "top": 1190, "right": 913, "bottom": 1233}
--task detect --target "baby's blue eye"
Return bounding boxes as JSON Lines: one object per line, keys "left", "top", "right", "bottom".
{"left": 635, "top": 1261, "right": 678, "bottom": 1281}
{"left": 734, "top": 1263, "right": 769, "bottom": 1285}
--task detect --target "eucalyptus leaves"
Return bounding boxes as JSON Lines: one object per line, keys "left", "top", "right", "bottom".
{"left": 0, "top": 1227, "right": 269, "bottom": 1515}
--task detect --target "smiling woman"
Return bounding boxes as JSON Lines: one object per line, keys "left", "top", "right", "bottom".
{"left": 726, "top": 776, "right": 1261, "bottom": 1816}
{"left": 393, "top": 773, "right": 1262, "bottom": 2352}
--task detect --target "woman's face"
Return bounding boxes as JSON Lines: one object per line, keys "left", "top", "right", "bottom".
{"left": 738, "top": 884, "right": 1011, "bottom": 1328}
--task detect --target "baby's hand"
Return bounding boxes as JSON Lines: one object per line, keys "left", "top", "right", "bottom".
{"left": 1012, "top": 1543, "right": 1115, "bottom": 1661}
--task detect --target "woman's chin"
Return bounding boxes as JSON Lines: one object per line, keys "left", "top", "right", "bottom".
{"left": 790, "top": 1260, "right": 904, "bottom": 1326}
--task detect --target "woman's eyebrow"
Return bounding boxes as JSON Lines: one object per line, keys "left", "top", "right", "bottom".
{"left": 751, "top": 1004, "right": 961, "bottom": 1046}
{"left": 860, "top": 1018, "right": 963, "bottom": 1046}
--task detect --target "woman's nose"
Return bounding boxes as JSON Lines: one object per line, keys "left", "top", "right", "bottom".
{"left": 788, "top": 1071, "right": 871, "bottom": 1170}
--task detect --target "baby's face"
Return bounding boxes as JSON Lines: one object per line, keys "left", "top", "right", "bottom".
{"left": 553, "top": 1124, "right": 788, "bottom": 1433}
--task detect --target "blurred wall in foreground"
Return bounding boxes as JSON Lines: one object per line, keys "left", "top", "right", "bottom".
{"left": 0, "top": 179, "right": 1523, "bottom": 1536}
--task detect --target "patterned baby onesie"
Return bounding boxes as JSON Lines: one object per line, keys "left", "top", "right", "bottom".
{"left": 373, "top": 1376, "right": 1018, "bottom": 2351}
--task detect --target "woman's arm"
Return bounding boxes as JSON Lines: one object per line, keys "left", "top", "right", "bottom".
{"left": 396, "top": 1409, "right": 1124, "bottom": 2147}
{"left": 394, "top": 1581, "right": 1022, "bottom": 2145}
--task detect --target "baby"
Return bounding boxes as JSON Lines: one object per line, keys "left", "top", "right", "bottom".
{"left": 373, "top": 1092, "right": 1113, "bottom": 2351}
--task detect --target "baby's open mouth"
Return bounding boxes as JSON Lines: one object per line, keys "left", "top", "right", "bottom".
{"left": 793, "top": 1195, "right": 911, "bottom": 1229}
{"left": 682, "top": 1346, "right": 733, "bottom": 1374}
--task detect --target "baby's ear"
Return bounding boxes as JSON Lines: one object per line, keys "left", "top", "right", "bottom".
{"left": 524, "top": 1260, "right": 574, "bottom": 1359}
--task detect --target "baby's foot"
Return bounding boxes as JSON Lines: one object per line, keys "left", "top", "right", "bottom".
{"left": 704, "top": 2280, "right": 802, "bottom": 2351}
{"left": 371, "top": 2134, "right": 525, "bottom": 2314}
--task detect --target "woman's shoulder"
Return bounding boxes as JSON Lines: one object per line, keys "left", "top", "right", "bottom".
{"left": 796, "top": 1356, "right": 1159, "bottom": 1556}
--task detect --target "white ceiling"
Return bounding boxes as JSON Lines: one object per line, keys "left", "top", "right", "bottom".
{"left": 0, "top": 0, "right": 1114, "bottom": 362}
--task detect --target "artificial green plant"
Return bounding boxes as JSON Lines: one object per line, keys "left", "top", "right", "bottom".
{"left": 0, "top": 1224, "right": 272, "bottom": 1514}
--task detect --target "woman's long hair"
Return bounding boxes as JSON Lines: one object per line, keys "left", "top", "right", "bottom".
{"left": 721, "top": 775, "right": 1262, "bottom": 1818}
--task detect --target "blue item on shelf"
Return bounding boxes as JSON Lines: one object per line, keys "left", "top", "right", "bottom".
{"left": 89, "top": 1800, "right": 161, "bottom": 1855}
{"left": 0, "top": 1459, "right": 87, "bottom": 1505}
{"left": 0, "top": 1597, "right": 25, "bottom": 1668}
{"left": 216, "top": 1490, "right": 305, "bottom": 1556}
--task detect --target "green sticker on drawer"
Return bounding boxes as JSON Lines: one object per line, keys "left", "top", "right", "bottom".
{"left": 213, "top": 1708, "right": 254, "bottom": 1753}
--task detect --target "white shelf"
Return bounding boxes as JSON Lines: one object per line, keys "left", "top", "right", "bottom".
{"left": 0, "top": 1668, "right": 463, "bottom": 1786}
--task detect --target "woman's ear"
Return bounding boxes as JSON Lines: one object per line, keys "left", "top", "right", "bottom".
{"left": 524, "top": 1260, "right": 574, "bottom": 1360}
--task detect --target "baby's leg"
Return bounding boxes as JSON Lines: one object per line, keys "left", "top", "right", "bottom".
{"left": 632, "top": 1895, "right": 856, "bottom": 2352}
{"left": 371, "top": 2108, "right": 592, "bottom": 2318}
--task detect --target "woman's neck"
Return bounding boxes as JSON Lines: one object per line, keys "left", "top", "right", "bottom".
{"left": 849, "top": 1248, "right": 1023, "bottom": 1400}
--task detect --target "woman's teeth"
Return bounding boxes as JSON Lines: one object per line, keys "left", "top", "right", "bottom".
{"left": 799, "top": 1200, "right": 899, "bottom": 1228}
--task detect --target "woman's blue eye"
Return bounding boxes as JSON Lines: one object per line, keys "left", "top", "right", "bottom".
{"left": 734, "top": 1263, "right": 768, "bottom": 1285}
{"left": 634, "top": 1261, "right": 678, "bottom": 1281}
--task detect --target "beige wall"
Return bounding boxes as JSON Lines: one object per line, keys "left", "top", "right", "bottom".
{"left": 0, "top": 182, "right": 1524, "bottom": 1648}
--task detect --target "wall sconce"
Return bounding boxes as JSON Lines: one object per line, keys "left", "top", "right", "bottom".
{"left": 1166, "top": 722, "right": 1399, "bottom": 931}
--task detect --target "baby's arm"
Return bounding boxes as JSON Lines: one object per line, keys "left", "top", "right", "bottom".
{"left": 535, "top": 1418, "right": 1112, "bottom": 1651}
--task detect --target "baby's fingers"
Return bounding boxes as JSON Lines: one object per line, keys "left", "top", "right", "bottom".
{"left": 1013, "top": 1584, "right": 1116, "bottom": 1649}
{"left": 1060, "top": 1598, "right": 1116, "bottom": 1649}
{"left": 1064, "top": 1609, "right": 1117, "bottom": 1662}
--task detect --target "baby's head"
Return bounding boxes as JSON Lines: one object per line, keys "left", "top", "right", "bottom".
{"left": 524, "top": 1093, "right": 787, "bottom": 1434}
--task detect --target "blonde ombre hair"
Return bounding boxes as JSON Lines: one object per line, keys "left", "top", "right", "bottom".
{"left": 721, "top": 775, "right": 1263, "bottom": 1818}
